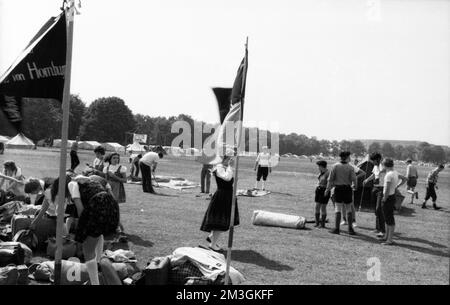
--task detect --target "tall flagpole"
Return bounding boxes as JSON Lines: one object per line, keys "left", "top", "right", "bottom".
{"left": 225, "top": 37, "right": 248, "bottom": 285}
{"left": 54, "top": 0, "right": 75, "bottom": 285}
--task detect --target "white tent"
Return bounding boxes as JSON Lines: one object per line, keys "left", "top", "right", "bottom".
{"left": 53, "top": 139, "right": 75, "bottom": 148}
{"left": 104, "top": 142, "right": 125, "bottom": 152}
{"left": 5, "top": 133, "right": 35, "bottom": 149}
{"left": 79, "top": 141, "right": 102, "bottom": 150}
{"left": 126, "top": 141, "right": 146, "bottom": 153}
{"left": 0, "top": 135, "right": 11, "bottom": 143}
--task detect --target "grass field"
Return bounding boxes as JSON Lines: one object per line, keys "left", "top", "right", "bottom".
{"left": 1, "top": 148, "right": 449, "bottom": 285}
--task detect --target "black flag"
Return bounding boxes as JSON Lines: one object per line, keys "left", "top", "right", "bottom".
{"left": 0, "top": 12, "right": 67, "bottom": 131}
{"left": 212, "top": 87, "right": 232, "bottom": 124}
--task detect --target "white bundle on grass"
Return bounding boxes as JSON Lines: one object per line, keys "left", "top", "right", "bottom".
{"left": 252, "top": 210, "right": 306, "bottom": 229}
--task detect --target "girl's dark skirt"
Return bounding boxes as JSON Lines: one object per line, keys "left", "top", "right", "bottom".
{"left": 75, "top": 191, "right": 120, "bottom": 243}
{"left": 200, "top": 189, "right": 239, "bottom": 232}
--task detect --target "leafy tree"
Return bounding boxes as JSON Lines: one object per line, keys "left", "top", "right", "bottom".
{"left": 381, "top": 142, "right": 396, "bottom": 158}
{"left": 394, "top": 145, "right": 404, "bottom": 160}
{"left": 339, "top": 140, "right": 352, "bottom": 152}
{"left": 79, "top": 97, "right": 135, "bottom": 143}
{"left": 368, "top": 142, "right": 381, "bottom": 154}
{"left": 21, "top": 98, "right": 61, "bottom": 142}
{"left": 68, "top": 94, "right": 86, "bottom": 139}
{"left": 350, "top": 140, "right": 366, "bottom": 157}
{"left": 420, "top": 145, "right": 446, "bottom": 164}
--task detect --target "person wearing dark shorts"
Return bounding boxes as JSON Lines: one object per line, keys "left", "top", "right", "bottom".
{"left": 325, "top": 151, "right": 357, "bottom": 235}
{"left": 422, "top": 164, "right": 445, "bottom": 210}
{"left": 381, "top": 158, "right": 407, "bottom": 245}
{"left": 254, "top": 146, "right": 271, "bottom": 191}
{"left": 405, "top": 159, "right": 418, "bottom": 204}
{"left": 314, "top": 160, "right": 330, "bottom": 228}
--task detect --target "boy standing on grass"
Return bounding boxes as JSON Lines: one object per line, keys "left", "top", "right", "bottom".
{"left": 314, "top": 160, "right": 330, "bottom": 228}
{"left": 422, "top": 164, "right": 445, "bottom": 210}
{"left": 381, "top": 158, "right": 407, "bottom": 245}
{"left": 405, "top": 159, "right": 419, "bottom": 204}
{"left": 325, "top": 151, "right": 357, "bottom": 235}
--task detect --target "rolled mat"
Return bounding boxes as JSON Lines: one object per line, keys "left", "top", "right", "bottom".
{"left": 252, "top": 210, "right": 306, "bottom": 229}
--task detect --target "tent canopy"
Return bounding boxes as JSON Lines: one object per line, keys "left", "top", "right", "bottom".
{"left": 126, "top": 141, "right": 146, "bottom": 153}
{"left": 79, "top": 141, "right": 102, "bottom": 150}
{"left": 5, "top": 133, "right": 35, "bottom": 149}
{"left": 104, "top": 142, "right": 125, "bottom": 152}
{"left": 0, "top": 135, "right": 11, "bottom": 143}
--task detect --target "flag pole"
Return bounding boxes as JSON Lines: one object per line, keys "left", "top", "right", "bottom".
{"left": 225, "top": 37, "right": 248, "bottom": 285}
{"left": 54, "top": 0, "right": 75, "bottom": 285}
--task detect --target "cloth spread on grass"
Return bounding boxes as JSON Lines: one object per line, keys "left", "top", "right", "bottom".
{"left": 237, "top": 189, "right": 271, "bottom": 197}
{"left": 127, "top": 176, "right": 199, "bottom": 190}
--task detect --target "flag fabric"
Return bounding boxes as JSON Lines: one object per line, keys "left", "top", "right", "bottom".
{"left": 0, "top": 12, "right": 67, "bottom": 131}
{"left": 212, "top": 87, "right": 232, "bottom": 124}
{"left": 208, "top": 52, "right": 248, "bottom": 164}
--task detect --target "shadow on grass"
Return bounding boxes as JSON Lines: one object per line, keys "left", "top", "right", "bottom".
{"left": 395, "top": 206, "right": 416, "bottom": 217}
{"left": 396, "top": 236, "right": 448, "bottom": 249}
{"left": 126, "top": 234, "right": 154, "bottom": 248}
{"left": 269, "top": 191, "right": 295, "bottom": 197}
{"left": 393, "top": 242, "right": 450, "bottom": 258}
{"left": 228, "top": 249, "right": 294, "bottom": 271}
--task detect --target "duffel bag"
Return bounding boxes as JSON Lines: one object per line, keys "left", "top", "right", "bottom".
{"left": 0, "top": 242, "right": 25, "bottom": 267}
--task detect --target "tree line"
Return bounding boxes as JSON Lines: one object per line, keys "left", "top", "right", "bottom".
{"left": 0, "top": 95, "right": 448, "bottom": 164}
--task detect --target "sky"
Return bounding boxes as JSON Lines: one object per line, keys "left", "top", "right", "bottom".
{"left": 1, "top": 0, "right": 449, "bottom": 146}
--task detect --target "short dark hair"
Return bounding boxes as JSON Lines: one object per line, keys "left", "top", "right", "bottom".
{"left": 438, "top": 164, "right": 445, "bottom": 169}
{"left": 406, "top": 159, "right": 412, "bottom": 164}
{"left": 3, "top": 161, "right": 17, "bottom": 173}
{"left": 339, "top": 151, "right": 351, "bottom": 160}
{"left": 158, "top": 152, "right": 164, "bottom": 158}
{"left": 94, "top": 146, "right": 105, "bottom": 155}
{"left": 51, "top": 175, "right": 72, "bottom": 202}
{"left": 316, "top": 160, "right": 327, "bottom": 168}
{"left": 24, "top": 179, "right": 41, "bottom": 194}
{"left": 383, "top": 158, "right": 394, "bottom": 168}
{"left": 370, "top": 152, "right": 382, "bottom": 162}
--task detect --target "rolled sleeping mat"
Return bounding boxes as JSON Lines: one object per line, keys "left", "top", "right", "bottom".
{"left": 252, "top": 210, "right": 306, "bottom": 229}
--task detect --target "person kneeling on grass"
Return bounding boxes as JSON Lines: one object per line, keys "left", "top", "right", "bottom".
{"left": 422, "top": 164, "right": 445, "bottom": 210}
{"left": 51, "top": 175, "right": 120, "bottom": 285}
{"left": 325, "top": 151, "right": 357, "bottom": 235}
{"left": 314, "top": 160, "right": 330, "bottom": 228}
{"left": 380, "top": 158, "right": 407, "bottom": 245}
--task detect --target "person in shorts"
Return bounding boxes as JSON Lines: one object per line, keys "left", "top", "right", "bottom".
{"left": 325, "top": 151, "right": 357, "bottom": 235}
{"left": 254, "top": 146, "right": 271, "bottom": 191}
{"left": 405, "top": 159, "right": 418, "bottom": 204}
{"left": 381, "top": 158, "right": 407, "bottom": 245}
{"left": 314, "top": 160, "right": 330, "bottom": 228}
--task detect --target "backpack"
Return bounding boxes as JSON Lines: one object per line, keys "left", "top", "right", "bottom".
{"left": 12, "top": 230, "right": 38, "bottom": 250}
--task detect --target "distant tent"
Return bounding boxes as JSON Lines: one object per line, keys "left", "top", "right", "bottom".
{"left": 126, "top": 141, "right": 146, "bottom": 153}
{"left": 53, "top": 139, "right": 75, "bottom": 148}
{"left": 103, "top": 142, "right": 125, "bottom": 153}
{"left": 0, "top": 135, "right": 11, "bottom": 143}
{"left": 79, "top": 141, "right": 102, "bottom": 150}
{"left": 5, "top": 133, "right": 35, "bottom": 149}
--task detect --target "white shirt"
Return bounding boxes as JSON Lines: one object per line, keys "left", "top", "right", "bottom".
{"left": 372, "top": 164, "right": 386, "bottom": 186}
{"left": 214, "top": 164, "right": 234, "bottom": 181}
{"left": 68, "top": 181, "right": 81, "bottom": 199}
{"left": 256, "top": 152, "right": 271, "bottom": 167}
{"left": 384, "top": 170, "right": 399, "bottom": 196}
{"left": 103, "top": 164, "right": 127, "bottom": 175}
{"left": 0, "top": 167, "right": 25, "bottom": 196}
{"left": 140, "top": 152, "right": 159, "bottom": 166}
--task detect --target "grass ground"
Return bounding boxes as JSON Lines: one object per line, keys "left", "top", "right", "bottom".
{"left": 1, "top": 148, "right": 449, "bottom": 285}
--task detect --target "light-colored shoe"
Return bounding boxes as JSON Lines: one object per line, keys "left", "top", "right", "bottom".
{"left": 352, "top": 222, "right": 358, "bottom": 228}
{"left": 340, "top": 221, "right": 347, "bottom": 226}
{"left": 376, "top": 232, "right": 385, "bottom": 238}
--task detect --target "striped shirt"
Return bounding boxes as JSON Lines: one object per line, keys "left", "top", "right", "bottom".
{"left": 427, "top": 168, "right": 440, "bottom": 184}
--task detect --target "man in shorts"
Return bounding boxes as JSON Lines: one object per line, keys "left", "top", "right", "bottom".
{"left": 325, "top": 151, "right": 357, "bottom": 235}
{"left": 405, "top": 159, "right": 418, "bottom": 204}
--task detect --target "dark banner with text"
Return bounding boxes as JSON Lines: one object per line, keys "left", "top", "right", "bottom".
{"left": 0, "top": 12, "right": 67, "bottom": 131}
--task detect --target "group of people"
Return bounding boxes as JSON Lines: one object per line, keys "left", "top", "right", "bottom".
{"left": 312, "top": 151, "right": 446, "bottom": 245}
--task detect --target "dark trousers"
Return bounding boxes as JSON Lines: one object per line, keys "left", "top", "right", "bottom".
{"left": 372, "top": 187, "right": 385, "bottom": 233}
{"left": 133, "top": 161, "right": 140, "bottom": 177}
{"left": 70, "top": 150, "right": 80, "bottom": 170}
{"left": 200, "top": 165, "right": 212, "bottom": 193}
{"left": 140, "top": 162, "right": 155, "bottom": 193}
{"left": 425, "top": 182, "right": 437, "bottom": 202}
